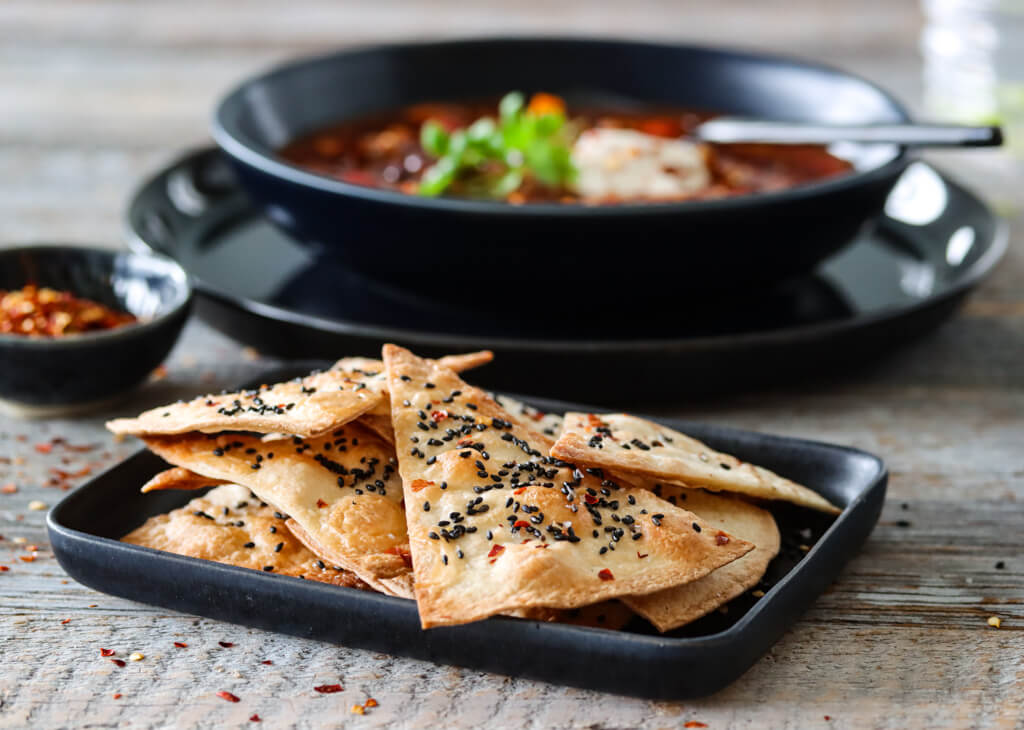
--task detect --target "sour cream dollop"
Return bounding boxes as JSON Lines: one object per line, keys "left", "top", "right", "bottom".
{"left": 571, "top": 128, "right": 710, "bottom": 201}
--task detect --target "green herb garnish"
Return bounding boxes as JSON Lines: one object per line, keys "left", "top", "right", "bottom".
{"left": 417, "top": 92, "right": 577, "bottom": 199}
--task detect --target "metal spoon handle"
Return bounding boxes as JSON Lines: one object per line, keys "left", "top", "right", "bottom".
{"left": 695, "top": 119, "right": 1003, "bottom": 147}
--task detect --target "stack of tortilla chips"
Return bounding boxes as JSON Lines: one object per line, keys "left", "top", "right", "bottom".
{"left": 113, "top": 346, "right": 839, "bottom": 631}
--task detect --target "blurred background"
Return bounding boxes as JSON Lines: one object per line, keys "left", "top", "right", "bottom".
{"left": 1, "top": 0, "right": 1020, "bottom": 248}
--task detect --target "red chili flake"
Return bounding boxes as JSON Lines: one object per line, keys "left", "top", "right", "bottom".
{"left": 1, "top": 483, "right": 17, "bottom": 494}
{"left": 456, "top": 438, "right": 473, "bottom": 447}
{"left": 314, "top": 684, "right": 343, "bottom": 694}
{"left": 34, "top": 443, "right": 53, "bottom": 454}
{"left": 217, "top": 691, "right": 240, "bottom": 703}
{"left": 513, "top": 487, "right": 527, "bottom": 495}
{"left": 316, "top": 499, "right": 327, "bottom": 508}
{"left": 64, "top": 443, "right": 96, "bottom": 453}
{"left": 824, "top": 717, "right": 831, "bottom": 722}
{"left": 112, "top": 693, "right": 122, "bottom": 699}
{"left": 683, "top": 723, "right": 707, "bottom": 728}
{"left": 250, "top": 715, "right": 261, "bottom": 722}
{"left": 25, "top": 545, "right": 39, "bottom": 552}
{"left": 598, "top": 569, "right": 614, "bottom": 581}
{"left": 61, "top": 618, "right": 70, "bottom": 624}
{"left": 19, "top": 555, "right": 35, "bottom": 563}
{"left": 637, "top": 552, "right": 649, "bottom": 559}
{"left": 218, "top": 641, "right": 234, "bottom": 648}
{"left": 513, "top": 520, "right": 530, "bottom": 529}
{"left": 487, "top": 545, "right": 505, "bottom": 559}
{"left": 261, "top": 660, "right": 273, "bottom": 665}
{"left": 715, "top": 532, "right": 730, "bottom": 545}
{"left": 110, "top": 659, "right": 126, "bottom": 668}
{"left": 430, "top": 409, "right": 448, "bottom": 423}
{"left": 100, "top": 648, "right": 115, "bottom": 657}
{"left": 173, "top": 641, "right": 187, "bottom": 648}
{"left": 410, "top": 479, "right": 434, "bottom": 492}
{"left": 584, "top": 494, "right": 598, "bottom": 505}
{"left": 0, "top": 566, "right": 8, "bottom": 572}
{"left": 365, "top": 698, "right": 378, "bottom": 708}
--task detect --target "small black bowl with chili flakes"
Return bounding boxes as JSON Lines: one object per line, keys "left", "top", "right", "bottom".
{"left": 0, "top": 245, "right": 192, "bottom": 409}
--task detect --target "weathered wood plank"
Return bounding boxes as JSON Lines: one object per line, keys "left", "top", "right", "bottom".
{"left": 1, "top": 0, "right": 1023, "bottom": 727}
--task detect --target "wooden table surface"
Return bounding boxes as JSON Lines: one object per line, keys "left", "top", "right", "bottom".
{"left": 1, "top": 2, "right": 1021, "bottom": 728}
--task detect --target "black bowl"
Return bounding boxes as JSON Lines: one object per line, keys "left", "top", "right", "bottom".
{"left": 212, "top": 37, "right": 910, "bottom": 297}
{"left": 0, "top": 245, "right": 192, "bottom": 409}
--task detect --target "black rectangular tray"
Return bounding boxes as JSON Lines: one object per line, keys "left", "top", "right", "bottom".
{"left": 48, "top": 391, "right": 886, "bottom": 699}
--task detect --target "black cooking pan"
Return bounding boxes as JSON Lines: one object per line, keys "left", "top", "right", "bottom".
{"left": 212, "top": 37, "right": 910, "bottom": 296}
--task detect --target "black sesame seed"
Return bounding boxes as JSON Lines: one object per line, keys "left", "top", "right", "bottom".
{"left": 243, "top": 542, "right": 255, "bottom": 549}
{"left": 274, "top": 542, "right": 283, "bottom": 553}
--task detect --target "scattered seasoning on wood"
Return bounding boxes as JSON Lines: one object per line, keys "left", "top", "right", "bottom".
{"left": 218, "top": 641, "right": 234, "bottom": 648}
{"left": 824, "top": 716, "right": 831, "bottom": 722}
{"left": 110, "top": 659, "right": 126, "bottom": 668}
{"left": 987, "top": 616, "right": 1002, "bottom": 628}
{"left": 261, "top": 660, "right": 273, "bottom": 665}
{"left": 34, "top": 443, "right": 53, "bottom": 454}
{"left": 28, "top": 500, "right": 47, "bottom": 511}
{"left": 113, "top": 693, "right": 122, "bottom": 700}
{"left": 995, "top": 561, "right": 1005, "bottom": 570}
{"left": 351, "top": 705, "right": 365, "bottom": 715}
{"left": 18, "top": 556, "right": 34, "bottom": 563}
{"left": 1, "top": 483, "right": 17, "bottom": 494}
{"left": 173, "top": 641, "right": 187, "bottom": 648}
{"left": 250, "top": 715, "right": 261, "bottom": 722}
{"left": 314, "top": 684, "right": 343, "bottom": 694}
{"left": 365, "top": 698, "right": 378, "bottom": 708}
{"left": 100, "top": 648, "right": 115, "bottom": 657}
{"left": 896, "top": 520, "right": 911, "bottom": 528}
{"left": 217, "top": 691, "right": 241, "bottom": 702}
{"left": 129, "top": 652, "right": 144, "bottom": 662}
{"left": 61, "top": 618, "right": 70, "bottom": 624}
{"left": 0, "top": 566, "right": 8, "bottom": 572}
{"left": 683, "top": 723, "right": 708, "bottom": 728}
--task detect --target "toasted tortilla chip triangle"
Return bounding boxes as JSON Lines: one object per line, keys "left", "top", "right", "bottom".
{"left": 122, "top": 484, "right": 371, "bottom": 589}
{"left": 141, "top": 467, "right": 228, "bottom": 493}
{"left": 360, "top": 392, "right": 561, "bottom": 446}
{"left": 107, "top": 351, "right": 492, "bottom": 439}
{"left": 140, "top": 422, "right": 414, "bottom": 597}
{"left": 383, "top": 344, "right": 753, "bottom": 629}
{"left": 551, "top": 413, "right": 841, "bottom": 514}
{"left": 621, "top": 485, "right": 780, "bottom": 632}
{"left": 490, "top": 393, "right": 565, "bottom": 439}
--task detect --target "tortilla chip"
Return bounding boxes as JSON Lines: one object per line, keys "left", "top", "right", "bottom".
{"left": 491, "top": 393, "right": 565, "bottom": 439}
{"left": 551, "top": 413, "right": 841, "bottom": 514}
{"left": 358, "top": 413, "right": 396, "bottom": 444}
{"left": 383, "top": 344, "right": 753, "bottom": 629}
{"left": 140, "top": 422, "right": 414, "bottom": 597}
{"left": 141, "top": 467, "right": 228, "bottom": 493}
{"left": 107, "top": 351, "right": 493, "bottom": 439}
{"left": 621, "top": 485, "right": 780, "bottom": 631}
{"left": 122, "top": 484, "right": 370, "bottom": 589}
{"left": 107, "top": 365, "right": 384, "bottom": 438}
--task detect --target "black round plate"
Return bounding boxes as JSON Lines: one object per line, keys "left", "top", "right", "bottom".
{"left": 126, "top": 148, "right": 1006, "bottom": 403}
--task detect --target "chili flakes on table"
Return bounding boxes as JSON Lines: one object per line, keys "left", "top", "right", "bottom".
{"left": 0, "top": 284, "right": 136, "bottom": 337}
